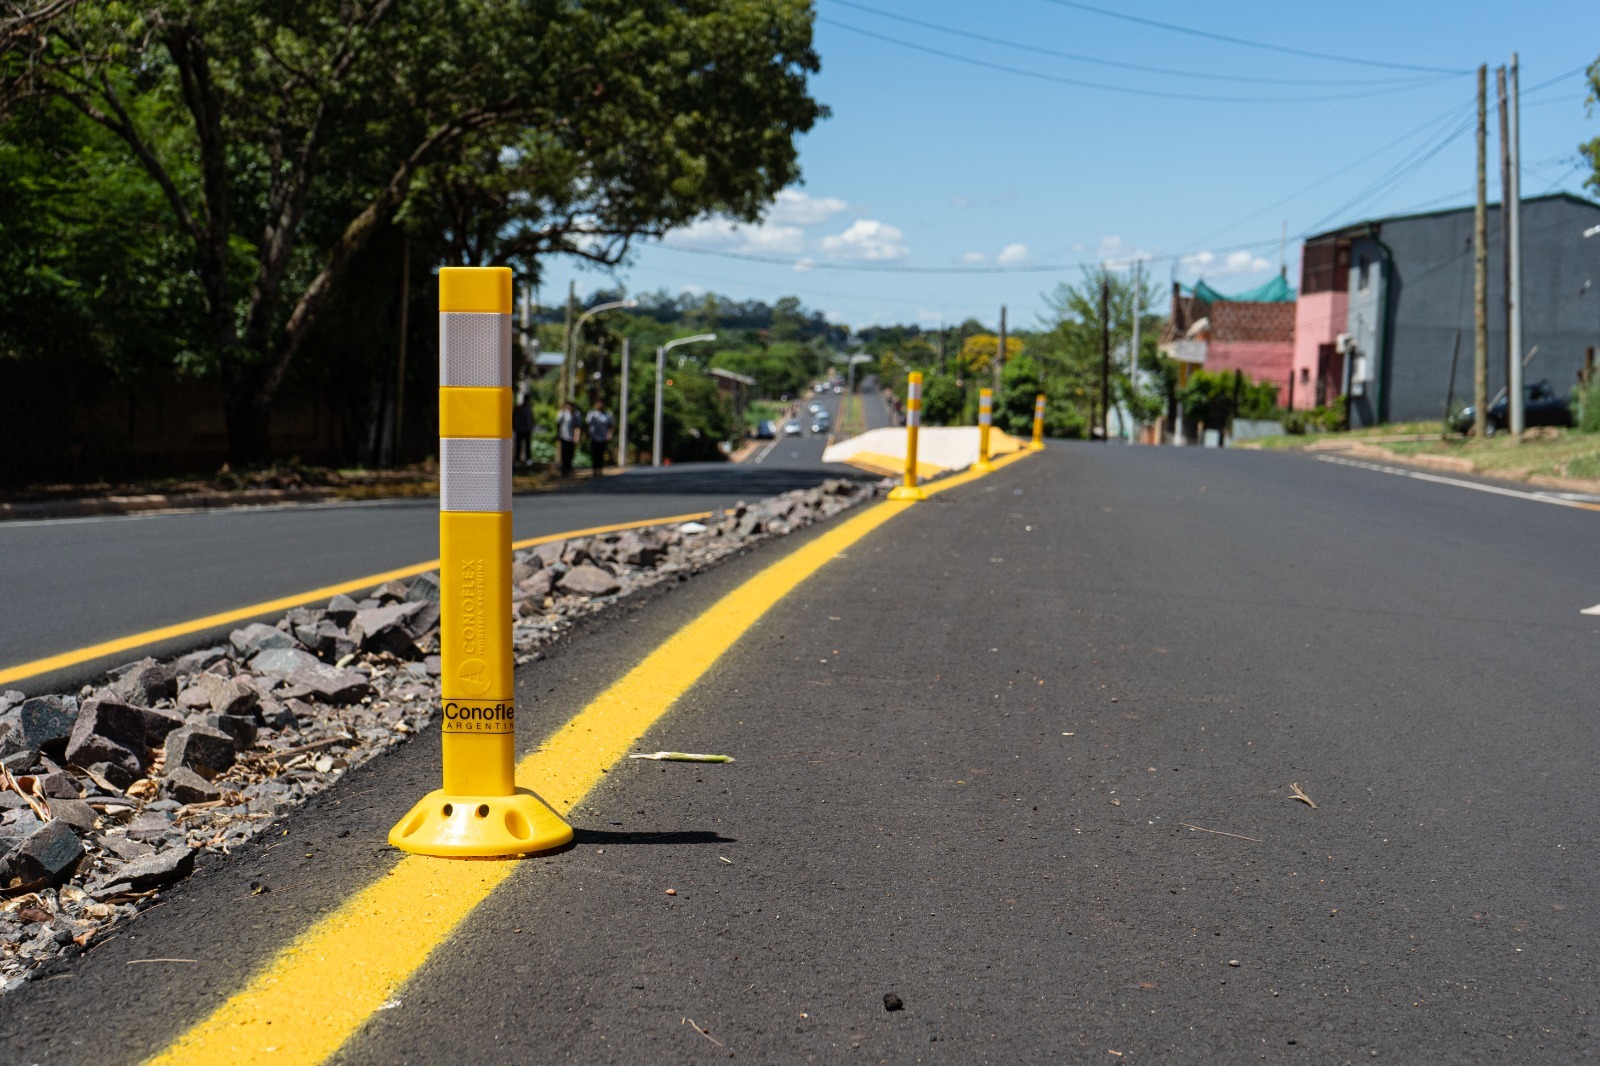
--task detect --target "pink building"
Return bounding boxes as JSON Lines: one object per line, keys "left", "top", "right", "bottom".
{"left": 1159, "top": 279, "right": 1297, "bottom": 405}
{"left": 1288, "top": 237, "right": 1352, "bottom": 410}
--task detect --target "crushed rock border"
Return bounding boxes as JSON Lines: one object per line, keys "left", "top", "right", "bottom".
{"left": 0, "top": 477, "right": 885, "bottom": 993}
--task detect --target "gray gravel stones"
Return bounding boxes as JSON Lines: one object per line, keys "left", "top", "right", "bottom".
{"left": 229, "top": 622, "right": 298, "bottom": 657}
{"left": 164, "top": 724, "right": 236, "bottom": 776}
{"left": 248, "top": 647, "right": 320, "bottom": 679}
{"left": 0, "top": 821, "right": 83, "bottom": 891}
{"left": 557, "top": 564, "right": 622, "bottom": 597}
{"left": 351, "top": 602, "right": 427, "bottom": 657}
{"left": 64, "top": 697, "right": 148, "bottom": 783}
{"left": 107, "top": 658, "right": 176, "bottom": 707}
{"left": 0, "top": 696, "right": 77, "bottom": 758}
{"left": 90, "top": 846, "right": 193, "bottom": 897}
{"left": 287, "top": 664, "right": 373, "bottom": 704}
{"left": 0, "top": 476, "right": 881, "bottom": 994}
{"left": 161, "top": 767, "right": 221, "bottom": 805}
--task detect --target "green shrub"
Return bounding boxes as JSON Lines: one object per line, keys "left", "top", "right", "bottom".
{"left": 1576, "top": 377, "right": 1600, "bottom": 434}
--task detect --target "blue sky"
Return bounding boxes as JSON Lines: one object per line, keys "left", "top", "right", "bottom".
{"left": 538, "top": 0, "right": 1599, "bottom": 332}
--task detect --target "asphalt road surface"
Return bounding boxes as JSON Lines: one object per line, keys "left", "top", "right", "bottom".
{"left": 6, "top": 442, "right": 1598, "bottom": 1063}
{"left": 0, "top": 462, "right": 864, "bottom": 697}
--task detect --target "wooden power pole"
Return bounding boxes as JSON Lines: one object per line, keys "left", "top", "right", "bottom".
{"left": 996, "top": 305, "right": 1007, "bottom": 397}
{"left": 1473, "top": 64, "right": 1488, "bottom": 438}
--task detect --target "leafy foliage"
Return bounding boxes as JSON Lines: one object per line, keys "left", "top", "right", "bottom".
{"left": 1, "top": 0, "right": 825, "bottom": 467}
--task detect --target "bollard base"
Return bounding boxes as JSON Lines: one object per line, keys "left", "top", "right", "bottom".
{"left": 388, "top": 787, "right": 573, "bottom": 857}
{"left": 887, "top": 484, "right": 927, "bottom": 501}
{"left": 971, "top": 459, "right": 996, "bottom": 473}
{"left": 1029, "top": 441, "right": 1045, "bottom": 451}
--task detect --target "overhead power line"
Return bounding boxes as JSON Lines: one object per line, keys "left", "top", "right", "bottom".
{"left": 1032, "top": 0, "right": 1471, "bottom": 74}
{"left": 824, "top": 0, "right": 1456, "bottom": 87}
{"left": 820, "top": 18, "right": 1461, "bottom": 104}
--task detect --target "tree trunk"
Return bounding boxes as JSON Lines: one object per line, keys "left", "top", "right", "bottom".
{"left": 222, "top": 367, "right": 274, "bottom": 468}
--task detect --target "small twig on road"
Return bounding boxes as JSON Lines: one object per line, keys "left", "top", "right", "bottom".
{"left": 126, "top": 958, "right": 198, "bottom": 966}
{"left": 683, "top": 1017, "right": 724, "bottom": 1048}
{"left": 1178, "top": 823, "right": 1261, "bottom": 843}
{"left": 1288, "top": 782, "right": 1318, "bottom": 809}
{"left": 629, "top": 752, "right": 734, "bottom": 763}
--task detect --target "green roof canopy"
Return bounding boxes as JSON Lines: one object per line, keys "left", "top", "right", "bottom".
{"left": 1187, "top": 275, "right": 1296, "bottom": 303}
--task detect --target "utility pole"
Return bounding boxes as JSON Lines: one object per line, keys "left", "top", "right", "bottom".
{"left": 1497, "top": 66, "right": 1514, "bottom": 433}
{"left": 1473, "top": 64, "right": 1488, "bottom": 439}
{"left": 1129, "top": 259, "right": 1142, "bottom": 445}
{"left": 1507, "top": 52, "right": 1525, "bottom": 435}
{"left": 1100, "top": 272, "right": 1111, "bottom": 442}
{"left": 937, "top": 322, "right": 946, "bottom": 375}
{"left": 560, "top": 280, "right": 575, "bottom": 402}
{"left": 996, "top": 305, "right": 1007, "bottom": 397}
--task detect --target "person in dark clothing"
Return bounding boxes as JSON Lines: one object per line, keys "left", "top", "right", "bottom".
{"left": 556, "top": 401, "right": 580, "bottom": 476}
{"left": 585, "top": 400, "right": 614, "bottom": 479}
{"left": 512, "top": 395, "right": 535, "bottom": 467}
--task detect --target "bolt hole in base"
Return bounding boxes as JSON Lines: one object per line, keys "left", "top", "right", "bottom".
{"left": 387, "top": 788, "right": 572, "bottom": 857}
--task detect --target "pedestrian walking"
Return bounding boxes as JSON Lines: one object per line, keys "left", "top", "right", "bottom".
{"left": 585, "top": 399, "right": 614, "bottom": 479}
{"left": 512, "top": 394, "right": 535, "bottom": 468}
{"left": 556, "top": 400, "right": 580, "bottom": 477}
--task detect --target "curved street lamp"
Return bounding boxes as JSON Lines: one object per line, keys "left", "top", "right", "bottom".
{"left": 653, "top": 333, "right": 717, "bottom": 467}
{"left": 566, "top": 298, "right": 637, "bottom": 401}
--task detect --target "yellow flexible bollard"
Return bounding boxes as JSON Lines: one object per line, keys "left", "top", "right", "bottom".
{"left": 973, "top": 387, "right": 996, "bottom": 473}
{"left": 888, "top": 371, "right": 927, "bottom": 501}
{"left": 1030, "top": 392, "right": 1046, "bottom": 451}
{"left": 389, "top": 266, "right": 573, "bottom": 857}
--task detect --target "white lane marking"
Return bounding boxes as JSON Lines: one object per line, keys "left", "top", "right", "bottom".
{"left": 1581, "top": 604, "right": 1600, "bottom": 616}
{"left": 751, "top": 436, "right": 782, "bottom": 465}
{"left": 1315, "top": 455, "right": 1600, "bottom": 512}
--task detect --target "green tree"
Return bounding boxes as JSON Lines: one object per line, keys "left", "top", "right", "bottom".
{"left": 2, "top": 0, "right": 825, "bottom": 465}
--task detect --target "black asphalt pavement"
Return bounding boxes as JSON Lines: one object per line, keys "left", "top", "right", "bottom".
{"left": 0, "top": 462, "right": 865, "bottom": 697}
{"left": 6, "top": 442, "right": 1598, "bottom": 1063}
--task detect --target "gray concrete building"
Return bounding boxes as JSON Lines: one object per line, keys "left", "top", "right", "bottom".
{"left": 1293, "top": 193, "right": 1600, "bottom": 427}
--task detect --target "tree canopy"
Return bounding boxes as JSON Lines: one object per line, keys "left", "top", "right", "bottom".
{"left": 0, "top": 0, "right": 825, "bottom": 465}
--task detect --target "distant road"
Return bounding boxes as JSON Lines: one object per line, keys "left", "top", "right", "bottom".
{"left": 0, "top": 463, "right": 863, "bottom": 696}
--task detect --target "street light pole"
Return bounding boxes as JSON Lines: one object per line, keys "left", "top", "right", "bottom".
{"left": 618, "top": 336, "right": 630, "bottom": 469}
{"left": 653, "top": 333, "right": 716, "bottom": 467}
{"left": 566, "top": 298, "right": 637, "bottom": 402}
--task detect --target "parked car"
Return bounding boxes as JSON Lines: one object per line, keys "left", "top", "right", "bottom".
{"left": 754, "top": 420, "right": 777, "bottom": 440}
{"left": 783, "top": 419, "right": 803, "bottom": 437}
{"left": 1452, "top": 379, "right": 1573, "bottom": 435}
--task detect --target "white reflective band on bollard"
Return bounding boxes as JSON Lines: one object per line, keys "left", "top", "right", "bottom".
{"left": 439, "top": 438, "right": 512, "bottom": 512}
{"left": 439, "top": 314, "right": 512, "bottom": 387}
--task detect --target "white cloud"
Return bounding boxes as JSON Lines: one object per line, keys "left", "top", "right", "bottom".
{"left": 1220, "top": 250, "right": 1273, "bottom": 275}
{"left": 996, "top": 242, "right": 1029, "bottom": 265}
{"left": 792, "top": 257, "right": 816, "bottom": 273}
{"left": 1179, "top": 249, "right": 1272, "bottom": 276}
{"left": 951, "top": 195, "right": 972, "bottom": 209}
{"left": 820, "top": 219, "right": 908, "bottom": 262}
{"left": 679, "top": 283, "right": 704, "bottom": 296}
{"left": 766, "top": 189, "right": 848, "bottom": 227}
{"left": 960, "top": 251, "right": 987, "bottom": 263}
{"left": 674, "top": 216, "right": 805, "bottom": 255}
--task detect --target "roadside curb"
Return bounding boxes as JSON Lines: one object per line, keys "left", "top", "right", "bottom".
{"left": 0, "top": 487, "right": 340, "bottom": 522}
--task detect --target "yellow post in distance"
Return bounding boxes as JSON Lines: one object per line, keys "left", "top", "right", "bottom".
{"left": 888, "top": 371, "right": 927, "bottom": 501}
{"left": 973, "top": 387, "right": 996, "bottom": 473}
{"left": 1030, "top": 392, "right": 1047, "bottom": 451}
{"left": 388, "top": 266, "right": 573, "bottom": 858}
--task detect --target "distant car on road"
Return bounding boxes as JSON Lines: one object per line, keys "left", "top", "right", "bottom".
{"left": 832, "top": 385, "right": 842, "bottom": 394}
{"left": 1452, "top": 380, "right": 1573, "bottom": 435}
{"left": 754, "top": 420, "right": 777, "bottom": 439}
{"left": 807, "top": 402, "right": 823, "bottom": 415}
{"left": 783, "top": 419, "right": 803, "bottom": 437}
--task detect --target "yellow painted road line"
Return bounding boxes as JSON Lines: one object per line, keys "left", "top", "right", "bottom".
{"left": 0, "top": 512, "right": 712, "bottom": 689}
{"left": 146, "top": 452, "right": 1036, "bottom": 1065}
